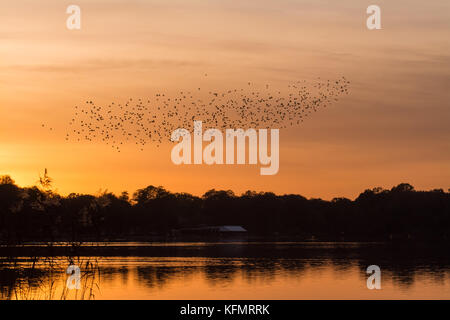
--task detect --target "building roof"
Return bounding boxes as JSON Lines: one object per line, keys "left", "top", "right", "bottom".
{"left": 217, "top": 225, "right": 247, "bottom": 232}
{"left": 176, "top": 225, "right": 247, "bottom": 233}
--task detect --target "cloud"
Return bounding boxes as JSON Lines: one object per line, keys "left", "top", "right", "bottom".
{"left": 4, "top": 58, "right": 205, "bottom": 73}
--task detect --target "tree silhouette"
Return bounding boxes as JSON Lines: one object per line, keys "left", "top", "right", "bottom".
{"left": 0, "top": 175, "right": 449, "bottom": 243}
{"left": 38, "top": 168, "right": 53, "bottom": 191}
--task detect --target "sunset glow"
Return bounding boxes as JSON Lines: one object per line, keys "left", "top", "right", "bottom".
{"left": 1, "top": 0, "right": 449, "bottom": 198}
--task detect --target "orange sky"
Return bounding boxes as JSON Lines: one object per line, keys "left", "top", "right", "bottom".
{"left": 1, "top": 0, "right": 449, "bottom": 199}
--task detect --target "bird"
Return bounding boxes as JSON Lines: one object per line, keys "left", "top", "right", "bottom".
{"left": 61, "top": 76, "right": 350, "bottom": 152}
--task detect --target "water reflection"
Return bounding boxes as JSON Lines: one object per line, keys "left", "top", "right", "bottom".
{"left": 1, "top": 242, "right": 449, "bottom": 299}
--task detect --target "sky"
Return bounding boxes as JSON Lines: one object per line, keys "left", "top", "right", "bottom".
{"left": 1, "top": 0, "right": 449, "bottom": 199}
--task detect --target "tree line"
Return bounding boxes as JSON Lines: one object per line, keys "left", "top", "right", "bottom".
{"left": 0, "top": 173, "right": 449, "bottom": 243}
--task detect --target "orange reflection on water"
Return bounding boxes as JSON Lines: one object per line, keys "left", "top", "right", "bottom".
{"left": 2, "top": 254, "right": 450, "bottom": 300}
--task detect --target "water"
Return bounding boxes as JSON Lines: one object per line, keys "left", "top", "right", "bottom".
{"left": 1, "top": 242, "right": 449, "bottom": 299}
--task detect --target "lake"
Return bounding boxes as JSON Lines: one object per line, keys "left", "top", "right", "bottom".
{"left": 1, "top": 241, "right": 449, "bottom": 299}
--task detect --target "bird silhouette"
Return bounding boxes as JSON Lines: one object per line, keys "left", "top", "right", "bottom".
{"left": 59, "top": 76, "right": 350, "bottom": 152}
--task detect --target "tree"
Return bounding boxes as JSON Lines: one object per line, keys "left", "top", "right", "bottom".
{"left": 133, "top": 185, "right": 169, "bottom": 204}
{"left": 0, "top": 175, "right": 15, "bottom": 185}
{"left": 38, "top": 168, "right": 53, "bottom": 191}
{"left": 391, "top": 183, "right": 414, "bottom": 192}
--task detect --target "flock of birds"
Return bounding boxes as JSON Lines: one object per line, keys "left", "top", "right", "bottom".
{"left": 42, "top": 77, "right": 350, "bottom": 152}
